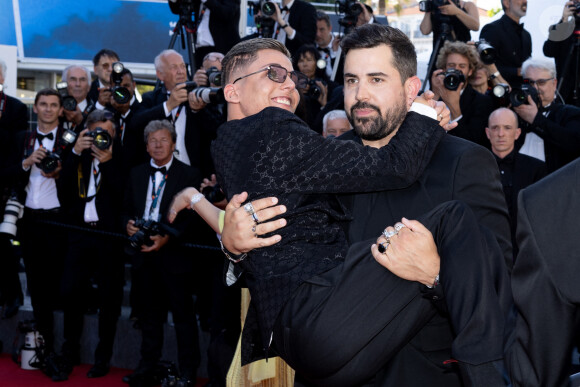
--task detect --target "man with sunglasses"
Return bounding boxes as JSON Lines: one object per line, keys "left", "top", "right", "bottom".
{"left": 514, "top": 58, "right": 580, "bottom": 173}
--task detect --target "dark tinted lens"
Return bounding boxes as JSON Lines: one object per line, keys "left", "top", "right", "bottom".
{"left": 267, "top": 66, "right": 288, "bottom": 83}
{"left": 290, "top": 72, "right": 309, "bottom": 89}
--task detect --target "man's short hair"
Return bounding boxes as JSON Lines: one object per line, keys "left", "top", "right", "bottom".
{"left": 436, "top": 40, "right": 481, "bottom": 74}
{"left": 34, "top": 88, "right": 62, "bottom": 106}
{"left": 111, "top": 68, "right": 134, "bottom": 83}
{"left": 222, "top": 38, "right": 290, "bottom": 85}
{"left": 86, "top": 109, "right": 117, "bottom": 132}
{"left": 322, "top": 109, "right": 349, "bottom": 131}
{"left": 341, "top": 24, "right": 417, "bottom": 83}
{"left": 62, "top": 65, "right": 91, "bottom": 82}
{"left": 521, "top": 58, "right": 556, "bottom": 79}
{"left": 144, "top": 119, "right": 177, "bottom": 144}
{"left": 92, "top": 49, "right": 120, "bottom": 66}
{"left": 316, "top": 11, "right": 331, "bottom": 28}
{"left": 0, "top": 58, "right": 6, "bottom": 79}
{"left": 154, "top": 49, "right": 183, "bottom": 73}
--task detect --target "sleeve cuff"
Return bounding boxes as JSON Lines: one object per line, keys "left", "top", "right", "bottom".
{"left": 163, "top": 101, "right": 171, "bottom": 117}
{"left": 410, "top": 102, "right": 438, "bottom": 120}
{"left": 95, "top": 101, "right": 106, "bottom": 111}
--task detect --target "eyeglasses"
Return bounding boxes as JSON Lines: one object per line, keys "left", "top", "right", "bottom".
{"left": 232, "top": 64, "right": 309, "bottom": 89}
{"left": 203, "top": 54, "right": 223, "bottom": 63}
{"left": 524, "top": 78, "right": 554, "bottom": 87}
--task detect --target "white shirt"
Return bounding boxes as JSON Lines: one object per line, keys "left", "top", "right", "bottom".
{"left": 519, "top": 106, "right": 550, "bottom": 162}
{"left": 274, "top": 0, "right": 296, "bottom": 43}
{"left": 84, "top": 159, "right": 100, "bottom": 223}
{"left": 25, "top": 127, "right": 61, "bottom": 210}
{"left": 144, "top": 157, "right": 174, "bottom": 221}
{"left": 196, "top": 0, "right": 216, "bottom": 48}
{"left": 317, "top": 35, "right": 336, "bottom": 78}
{"left": 163, "top": 95, "right": 191, "bottom": 166}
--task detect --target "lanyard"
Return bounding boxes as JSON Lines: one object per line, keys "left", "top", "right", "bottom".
{"left": 78, "top": 161, "right": 101, "bottom": 201}
{"left": 149, "top": 172, "right": 168, "bottom": 220}
{"left": 171, "top": 104, "right": 184, "bottom": 125}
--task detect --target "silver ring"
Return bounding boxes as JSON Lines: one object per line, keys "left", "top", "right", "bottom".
{"left": 438, "top": 113, "right": 443, "bottom": 120}
{"left": 383, "top": 229, "right": 397, "bottom": 239}
{"left": 394, "top": 222, "right": 406, "bottom": 232}
{"left": 252, "top": 212, "right": 260, "bottom": 223}
{"left": 243, "top": 202, "right": 255, "bottom": 215}
{"left": 252, "top": 225, "right": 256, "bottom": 233}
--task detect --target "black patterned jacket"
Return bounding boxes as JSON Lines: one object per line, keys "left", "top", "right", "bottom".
{"left": 211, "top": 107, "right": 445, "bottom": 363}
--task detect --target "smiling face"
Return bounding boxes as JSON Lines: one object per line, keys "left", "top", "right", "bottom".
{"left": 224, "top": 49, "right": 300, "bottom": 120}
{"left": 34, "top": 95, "right": 63, "bottom": 129}
{"left": 343, "top": 44, "right": 420, "bottom": 146}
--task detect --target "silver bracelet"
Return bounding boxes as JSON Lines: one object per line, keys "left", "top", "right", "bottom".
{"left": 190, "top": 193, "right": 204, "bottom": 210}
{"left": 425, "top": 274, "right": 440, "bottom": 289}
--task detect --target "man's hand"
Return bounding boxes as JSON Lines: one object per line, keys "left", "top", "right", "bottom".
{"left": 513, "top": 95, "right": 539, "bottom": 124}
{"left": 193, "top": 68, "right": 209, "bottom": 87}
{"left": 413, "top": 91, "right": 456, "bottom": 131}
{"left": 167, "top": 82, "right": 189, "bottom": 111}
{"left": 316, "top": 80, "right": 328, "bottom": 107}
{"left": 371, "top": 218, "right": 440, "bottom": 287}
{"left": 22, "top": 147, "right": 47, "bottom": 170}
{"left": 200, "top": 174, "right": 218, "bottom": 191}
{"left": 430, "top": 70, "right": 462, "bottom": 119}
{"left": 438, "top": 0, "right": 461, "bottom": 16}
{"left": 141, "top": 234, "right": 170, "bottom": 253}
{"left": 332, "top": 35, "right": 341, "bottom": 52}
{"left": 91, "top": 143, "right": 113, "bottom": 163}
{"left": 126, "top": 219, "right": 139, "bottom": 237}
{"left": 73, "top": 129, "right": 93, "bottom": 154}
{"left": 98, "top": 87, "right": 112, "bottom": 107}
{"left": 355, "top": 2, "right": 372, "bottom": 26}
{"left": 188, "top": 90, "right": 207, "bottom": 112}
{"left": 221, "top": 192, "right": 287, "bottom": 254}
{"left": 42, "top": 162, "right": 62, "bottom": 179}
{"left": 64, "top": 106, "right": 83, "bottom": 126}
{"left": 563, "top": 1, "right": 575, "bottom": 22}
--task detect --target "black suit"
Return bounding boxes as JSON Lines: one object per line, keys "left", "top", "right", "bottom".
{"left": 123, "top": 158, "right": 202, "bottom": 378}
{"left": 337, "top": 131, "right": 512, "bottom": 386}
{"left": 87, "top": 79, "right": 101, "bottom": 108}
{"left": 131, "top": 86, "right": 215, "bottom": 178}
{"left": 448, "top": 84, "right": 494, "bottom": 148}
{"left": 0, "top": 92, "right": 28, "bottom": 135}
{"left": 506, "top": 158, "right": 580, "bottom": 387}
{"left": 195, "top": 0, "right": 240, "bottom": 68}
{"left": 544, "top": 25, "right": 577, "bottom": 106}
{"left": 58, "top": 142, "right": 125, "bottom": 364}
{"left": 107, "top": 99, "right": 146, "bottom": 178}
{"left": 283, "top": 0, "right": 317, "bottom": 56}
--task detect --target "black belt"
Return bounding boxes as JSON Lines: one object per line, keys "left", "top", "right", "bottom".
{"left": 24, "top": 207, "right": 60, "bottom": 215}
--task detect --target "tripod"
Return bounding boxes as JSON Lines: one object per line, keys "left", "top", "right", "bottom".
{"left": 420, "top": 22, "right": 451, "bottom": 94}
{"left": 167, "top": 0, "right": 200, "bottom": 82}
{"left": 556, "top": 26, "right": 580, "bottom": 107}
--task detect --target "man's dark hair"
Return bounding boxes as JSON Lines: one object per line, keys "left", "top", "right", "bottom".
{"left": 341, "top": 24, "right": 417, "bottom": 83}
{"left": 316, "top": 11, "right": 331, "bottom": 28}
{"left": 34, "top": 88, "right": 62, "bottom": 106}
{"left": 293, "top": 45, "right": 327, "bottom": 80}
{"left": 86, "top": 109, "right": 118, "bottom": 132}
{"left": 92, "top": 49, "right": 120, "bottom": 66}
{"left": 222, "top": 38, "right": 290, "bottom": 85}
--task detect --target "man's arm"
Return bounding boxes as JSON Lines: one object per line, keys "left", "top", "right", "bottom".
{"left": 480, "top": 23, "right": 520, "bottom": 82}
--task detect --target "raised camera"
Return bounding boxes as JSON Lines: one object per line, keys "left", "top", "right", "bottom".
{"left": 85, "top": 127, "right": 112, "bottom": 150}
{"left": 306, "top": 79, "right": 324, "bottom": 98}
{"left": 443, "top": 68, "right": 466, "bottom": 91}
{"left": 192, "top": 87, "right": 225, "bottom": 104}
{"left": 110, "top": 62, "right": 131, "bottom": 104}
{"left": 475, "top": 39, "right": 496, "bottom": 65}
{"left": 206, "top": 66, "right": 222, "bottom": 86}
{"left": 36, "top": 129, "right": 77, "bottom": 174}
{"left": 510, "top": 84, "right": 540, "bottom": 107}
{"left": 56, "top": 81, "right": 77, "bottom": 111}
{"left": 419, "top": 0, "right": 451, "bottom": 12}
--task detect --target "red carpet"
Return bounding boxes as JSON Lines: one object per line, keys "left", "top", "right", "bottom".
{"left": 0, "top": 354, "right": 208, "bottom": 386}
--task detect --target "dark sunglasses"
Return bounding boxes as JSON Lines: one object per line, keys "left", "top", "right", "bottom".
{"left": 232, "top": 64, "right": 308, "bottom": 89}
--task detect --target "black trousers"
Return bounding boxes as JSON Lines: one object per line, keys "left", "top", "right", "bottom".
{"left": 272, "top": 201, "right": 512, "bottom": 387}
{"left": 61, "top": 229, "right": 124, "bottom": 363}
{"left": 18, "top": 208, "right": 67, "bottom": 352}
{"left": 0, "top": 234, "right": 23, "bottom": 306}
{"left": 135, "top": 252, "right": 200, "bottom": 378}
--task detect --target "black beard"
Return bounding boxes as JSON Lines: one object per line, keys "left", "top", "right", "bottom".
{"left": 347, "top": 99, "right": 407, "bottom": 141}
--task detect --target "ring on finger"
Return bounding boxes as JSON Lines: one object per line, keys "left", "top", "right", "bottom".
{"left": 252, "top": 225, "right": 256, "bottom": 233}
{"left": 394, "top": 222, "right": 406, "bottom": 232}
{"left": 252, "top": 212, "right": 260, "bottom": 223}
{"left": 378, "top": 241, "right": 389, "bottom": 254}
{"left": 383, "top": 229, "right": 397, "bottom": 239}
{"left": 243, "top": 202, "right": 255, "bottom": 215}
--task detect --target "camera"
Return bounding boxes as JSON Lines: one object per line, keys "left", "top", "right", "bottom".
{"left": 419, "top": 0, "right": 456, "bottom": 12}
{"left": 0, "top": 191, "right": 25, "bottom": 237}
{"left": 125, "top": 218, "right": 167, "bottom": 255}
{"left": 56, "top": 81, "right": 77, "bottom": 111}
{"left": 258, "top": 0, "right": 276, "bottom": 16}
{"left": 36, "top": 129, "right": 77, "bottom": 174}
{"left": 475, "top": 39, "right": 497, "bottom": 65}
{"left": 180, "top": 81, "right": 198, "bottom": 93}
{"left": 202, "top": 184, "right": 225, "bottom": 203}
{"left": 569, "top": 2, "right": 580, "bottom": 16}
{"left": 168, "top": 0, "right": 196, "bottom": 16}
{"left": 110, "top": 62, "right": 131, "bottom": 104}
{"left": 306, "top": 79, "right": 325, "bottom": 98}
{"left": 491, "top": 83, "right": 510, "bottom": 107}
{"left": 510, "top": 84, "right": 540, "bottom": 107}
{"left": 442, "top": 68, "right": 466, "bottom": 91}
{"left": 206, "top": 66, "right": 222, "bottom": 86}
{"left": 84, "top": 127, "right": 113, "bottom": 150}
{"left": 192, "top": 87, "right": 225, "bottom": 104}
{"left": 249, "top": 1, "right": 276, "bottom": 37}
{"left": 335, "top": 0, "right": 362, "bottom": 34}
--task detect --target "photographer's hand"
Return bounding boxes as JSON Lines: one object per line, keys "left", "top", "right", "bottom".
{"left": 91, "top": 143, "right": 113, "bottom": 163}
{"left": 563, "top": 1, "right": 574, "bottom": 22}
{"left": 64, "top": 106, "right": 83, "bottom": 126}
{"left": 126, "top": 220, "right": 139, "bottom": 237}
{"left": 193, "top": 68, "right": 209, "bottom": 87}
{"left": 188, "top": 90, "right": 207, "bottom": 112}
{"left": 316, "top": 81, "right": 328, "bottom": 107}
{"left": 167, "top": 82, "right": 189, "bottom": 111}
{"left": 42, "top": 162, "right": 62, "bottom": 179}
{"left": 141, "top": 234, "right": 170, "bottom": 253}
{"left": 97, "top": 87, "right": 112, "bottom": 107}
{"left": 22, "top": 147, "right": 47, "bottom": 169}
{"left": 73, "top": 129, "right": 92, "bottom": 154}
{"left": 200, "top": 174, "right": 218, "bottom": 191}
{"left": 513, "top": 95, "right": 539, "bottom": 124}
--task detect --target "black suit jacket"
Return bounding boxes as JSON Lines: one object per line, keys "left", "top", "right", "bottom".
{"left": 88, "top": 79, "right": 100, "bottom": 107}
{"left": 543, "top": 26, "right": 575, "bottom": 105}
{"left": 205, "top": 0, "right": 241, "bottom": 55}
{"left": 285, "top": 0, "right": 317, "bottom": 57}
{"left": 448, "top": 84, "right": 494, "bottom": 148}
{"left": 339, "top": 131, "right": 512, "bottom": 386}
{"left": 131, "top": 86, "right": 215, "bottom": 178}
{"left": 123, "top": 158, "right": 202, "bottom": 273}
{"left": 507, "top": 158, "right": 580, "bottom": 387}
{"left": 0, "top": 93, "right": 28, "bottom": 134}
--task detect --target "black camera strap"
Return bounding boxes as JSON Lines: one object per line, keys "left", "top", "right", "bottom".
{"left": 170, "top": 104, "right": 185, "bottom": 125}
{"left": 77, "top": 160, "right": 101, "bottom": 201}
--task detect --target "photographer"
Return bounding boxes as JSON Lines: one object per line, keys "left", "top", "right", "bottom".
{"left": 88, "top": 49, "right": 120, "bottom": 110}
{"left": 543, "top": 0, "right": 580, "bottom": 106}
{"left": 3, "top": 88, "right": 71, "bottom": 381}
{"left": 293, "top": 45, "right": 339, "bottom": 130}
{"left": 420, "top": 0, "right": 480, "bottom": 48}
{"left": 58, "top": 109, "right": 124, "bottom": 379}
{"left": 514, "top": 58, "right": 580, "bottom": 173}
{"left": 431, "top": 40, "right": 494, "bottom": 147}
{"left": 122, "top": 120, "right": 202, "bottom": 387}
{"left": 480, "top": 0, "right": 531, "bottom": 87}
{"left": 61, "top": 65, "right": 96, "bottom": 130}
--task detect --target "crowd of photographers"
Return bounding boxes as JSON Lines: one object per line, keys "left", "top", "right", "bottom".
{"left": 0, "top": 0, "right": 580, "bottom": 385}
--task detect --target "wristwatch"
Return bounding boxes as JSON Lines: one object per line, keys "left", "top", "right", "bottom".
{"left": 220, "top": 239, "right": 247, "bottom": 263}
{"left": 488, "top": 71, "right": 500, "bottom": 81}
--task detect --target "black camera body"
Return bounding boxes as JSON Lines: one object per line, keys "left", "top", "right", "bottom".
{"left": 249, "top": 1, "right": 276, "bottom": 37}
{"left": 419, "top": 0, "right": 458, "bottom": 12}
{"left": 475, "top": 39, "right": 497, "bottom": 65}
{"left": 125, "top": 218, "right": 167, "bottom": 255}
{"left": 335, "top": 0, "right": 362, "bottom": 34}
{"left": 306, "top": 79, "right": 325, "bottom": 98}
{"left": 510, "top": 84, "right": 540, "bottom": 107}
{"left": 570, "top": 2, "right": 580, "bottom": 16}
{"left": 84, "top": 127, "right": 113, "bottom": 150}
{"left": 181, "top": 81, "right": 198, "bottom": 93}
{"left": 110, "top": 62, "right": 131, "bottom": 104}
{"left": 202, "top": 184, "right": 225, "bottom": 203}
{"left": 56, "top": 81, "right": 77, "bottom": 111}
{"left": 36, "top": 129, "right": 77, "bottom": 174}
{"left": 443, "top": 68, "right": 466, "bottom": 91}
{"left": 206, "top": 66, "right": 222, "bottom": 86}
